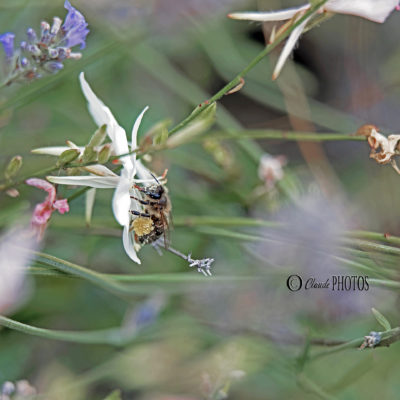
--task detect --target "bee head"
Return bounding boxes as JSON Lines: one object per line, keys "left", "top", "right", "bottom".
{"left": 147, "top": 185, "right": 164, "bottom": 200}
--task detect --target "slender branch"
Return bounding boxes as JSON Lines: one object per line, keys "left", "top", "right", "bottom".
{"left": 341, "top": 238, "right": 400, "bottom": 256}
{"left": 202, "top": 130, "right": 366, "bottom": 142}
{"left": 167, "top": 0, "right": 329, "bottom": 136}
{"left": 0, "top": 164, "right": 59, "bottom": 191}
{"left": 0, "top": 159, "right": 114, "bottom": 192}
{"left": 346, "top": 230, "right": 400, "bottom": 247}
{"left": 28, "top": 266, "right": 257, "bottom": 283}
{"left": 34, "top": 251, "right": 133, "bottom": 297}
{"left": 0, "top": 315, "right": 157, "bottom": 346}
{"left": 310, "top": 327, "right": 400, "bottom": 361}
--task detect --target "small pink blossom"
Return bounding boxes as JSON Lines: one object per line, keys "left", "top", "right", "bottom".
{"left": 26, "top": 178, "right": 69, "bottom": 239}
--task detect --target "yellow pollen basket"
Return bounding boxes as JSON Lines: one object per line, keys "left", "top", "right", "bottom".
{"left": 132, "top": 216, "right": 154, "bottom": 237}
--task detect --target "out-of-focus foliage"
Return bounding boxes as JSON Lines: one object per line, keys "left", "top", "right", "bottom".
{"left": 1, "top": 0, "right": 400, "bottom": 399}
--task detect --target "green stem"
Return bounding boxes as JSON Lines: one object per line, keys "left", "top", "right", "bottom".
{"left": 0, "top": 164, "right": 59, "bottom": 191}
{"left": 28, "top": 266, "right": 257, "bottom": 283}
{"left": 167, "top": 0, "right": 328, "bottom": 136}
{"left": 341, "top": 238, "right": 400, "bottom": 257}
{"left": 346, "top": 230, "right": 400, "bottom": 247}
{"left": 0, "top": 315, "right": 157, "bottom": 346}
{"left": 67, "top": 186, "right": 91, "bottom": 202}
{"left": 0, "top": 159, "right": 115, "bottom": 192}
{"left": 203, "top": 130, "right": 366, "bottom": 142}
{"left": 310, "top": 327, "right": 400, "bottom": 361}
{"left": 369, "top": 278, "right": 400, "bottom": 290}
{"left": 34, "top": 251, "right": 132, "bottom": 296}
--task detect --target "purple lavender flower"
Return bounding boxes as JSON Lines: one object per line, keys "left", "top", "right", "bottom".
{"left": 0, "top": 1, "right": 89, "bottom": 86}
{"left": 62, "top": 0, "right": 89, "bottom": 49}
{"left": 0, "top": 32, "right": 15, "bottom": 60}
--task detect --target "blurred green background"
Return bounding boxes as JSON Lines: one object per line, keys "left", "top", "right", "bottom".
{"left": 1, "top": 0, "right": 400, "bottom": 399}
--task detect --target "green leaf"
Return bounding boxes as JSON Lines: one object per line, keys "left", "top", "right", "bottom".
{"left": 371, "top": 308, "right": 392, "bottom": 331}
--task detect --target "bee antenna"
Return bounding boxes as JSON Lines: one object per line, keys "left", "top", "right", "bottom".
{"left": 151, "top": 173, "right": 160, "bottom": 185}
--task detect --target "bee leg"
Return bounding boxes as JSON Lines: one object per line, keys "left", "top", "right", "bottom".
{"left": 130, "top": 195, "right": 150, "bottom": 205}
{"left": 131, "top": 195, "right": 161, "bottom": 207}
{"left": 130, "top": 210, "right": 151, "bottom": 218}
{"left": 133, "top": 185, "right": 156, "bottom": 198}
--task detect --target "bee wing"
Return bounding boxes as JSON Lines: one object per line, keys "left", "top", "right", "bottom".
{"left": 161, "top": 212, "right": 172, "bottom": 249}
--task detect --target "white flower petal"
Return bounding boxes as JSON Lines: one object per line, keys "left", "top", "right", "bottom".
{"left": 272, "top": 15, "right": 311, "bottom": 80}
{"left": 228, "top": 5, "right": 309, "bottom": 21}
{"left": 135, "top": 160, "right": 155, "bottom": 181}
{"left": 82, "top": 164, "right": 118, "bottom": 177}
{"left": 79, "top": 72, "right": 132, "bottom": 168}
{"left": 31, "top": 146, "right": 83, "bottom": 156}
{"left": 85, "top": 188, "right": 96, "bottom": 226}
{"left": 112, "top": 175, "right": 132, "bottom": 226}
{"left": 122, "top": 224, "right": 141, "bottom": 264}
{"left": 79, "top": 72, "right": 114, "bottom": 133}
{"left": 131, "top": 106, "right": 149, "bottom": 167}
{"left": 47, "top": 175, "right": 119, "bottom": 188}
{"left": 326, "top": 0, "right": 398, "bottom": 23}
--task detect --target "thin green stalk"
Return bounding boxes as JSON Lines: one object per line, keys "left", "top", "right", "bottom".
{"left": 333, "top": 254, "right": 394, "bottom": 280}
{"left": 368, "top": 278, "right": 400, "bottom": 290}
{"left": 167, "top": 0, "right": 328, "bottom": 136}
{"left": 347, "top": 230, "right": 400, "bottom": 247}
{"left": 203, "top": 130, "right": 366, "bottom": 142}
{"left": 34, "top": 251, "right": 132, "bottom": 296}
{"left": 310, "top": 327, "right": 400, "bottom": 361}
{"left": 341, "top": 238, "right": 400, "bottom": 257}
{"left": 26, "top": 215, "right": 280, "bottom": 231}
{"left": 28, "top": 266, "right": 257, "bottom": 283}
{"left": 67, "top": 186, "right": 91, "bottom": 202}
{"left": 0, "top": 159, "right": 116, "bottom": 192}
{"left": 0, "top": 315, "right": 157, "bottom": 346}
{"left": 174, "top": 215, "right": 281, "bottom": 228}
{"left": 0, "top": 164, "right": 59, "bottom": 191}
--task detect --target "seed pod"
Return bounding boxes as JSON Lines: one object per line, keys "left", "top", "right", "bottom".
{"left": 88, "top": 124, "right": 107, "bottom": 147}
{"left": 56, "top": 148, "right": 80, "bottom": 167}
{"left": 82, "top": 146, "right": 97, "bottom": 163}
{"left": 98, "top": 143, "right": 111, "bottom": 164}
{"left": 4, "top": 155, "right": 22, "bottom": 180}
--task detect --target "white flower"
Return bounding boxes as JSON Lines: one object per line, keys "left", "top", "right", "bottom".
{"left": 258, "top": 154, "right": 287, "bottom": 189}
{"left": 228, "top": 0, "right": 398, "bottom": 79}
{"left": 0, "top": 227, "right": 35, "bottom": 315}
{"left": 46, "top": 72, "right": 160, "bottom": 264}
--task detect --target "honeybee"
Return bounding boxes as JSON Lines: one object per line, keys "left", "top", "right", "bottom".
{"left": 130, "top": 175, "right": 172, "bottom": 248}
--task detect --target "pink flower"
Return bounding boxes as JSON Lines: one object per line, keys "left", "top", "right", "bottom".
{"left": 26, "top": 178, "right": 69, "bottom": 239}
